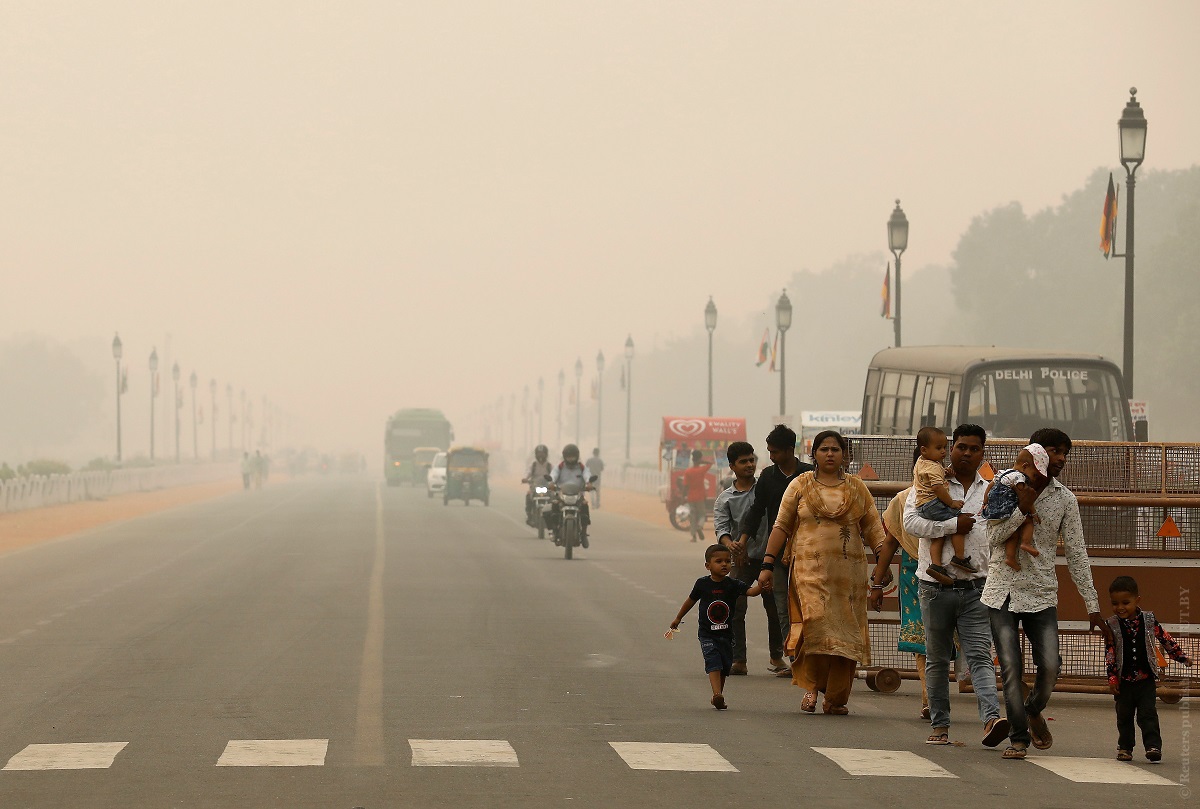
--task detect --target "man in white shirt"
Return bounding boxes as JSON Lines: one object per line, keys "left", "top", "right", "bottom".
{"left": 903, "top": 423, "right": 1009, "bottom": 748}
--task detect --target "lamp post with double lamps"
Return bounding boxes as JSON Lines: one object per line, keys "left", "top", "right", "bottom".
{"left": 149, "top": 349, "right": 158, "bottom": 461}
{"left": 574, "top": 358, "right": 583, "bottom": 445}
{"left": 112, "top": 334, "right": 123, "bottom": 462}
{"left": 172, "top": 363, "right": 181, "bottom": 463}
{"left": 624, "top": 335, "right": 634, "bottom": 464}
{"left": 704, "top": 297, "right": 717, "bottom": 416}
{"left": 776, "top": 290, "right": 792, "bottom": 416}
{"left": 1117, "top": 87, "right": 1147, "bottom": 398}
{"left": 887, "top": 200, "right": 909, "bottom": 348}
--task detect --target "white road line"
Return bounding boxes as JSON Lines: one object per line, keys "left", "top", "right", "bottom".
{"left": 4, "top": 742, "right": 128, "bottom": 770}
{"left": 216, "top": 739, "right": 329, "bottom": 767}
{"left": 1026, "top": 756, "right": 1177, "bottom": 785}
{"left": 609, "top": 742, "right": 737, "bottom": 772}
{"left": 408, "top": 739, "right": 519, "bottom": 767}
{"left": 813, "top": 747, "right": 957, "bottom": 778}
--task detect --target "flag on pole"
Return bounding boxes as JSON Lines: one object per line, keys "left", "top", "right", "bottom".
{"left": 1100, "top": 172, "right": 1119, "bottom": 258}
{"left": 768, "top": 331, "right": 779, "bottom": 372}
{"left": 881, "top": 263, "right": 891, "bottom": 319}
{"left": 756, "top": 328, "right": 771, "bottom": 366}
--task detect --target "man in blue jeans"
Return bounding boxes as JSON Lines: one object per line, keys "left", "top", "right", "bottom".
{"left": 982, "top": 427, "right": 1111, "bottom": 760}
{"left": 901, "top": 424, "right": 1009, "bottom": 747}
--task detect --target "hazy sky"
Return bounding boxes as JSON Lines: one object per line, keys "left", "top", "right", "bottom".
{"left": 3, "top": 1, "right": 1198, "bottom": 453}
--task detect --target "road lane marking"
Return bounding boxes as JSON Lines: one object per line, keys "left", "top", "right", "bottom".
{"left": 352, "top": 483, "right": 387, "bottom": 766}
{"left": 408, "top": 739, "right": 519, "bottom": 767}
{"left": 4, "top": 742, "right": 128, "bottom": 770}
{"left": 609, "top": 742, "right": 737, "bottom": 772}
{"left": 216, "top": 739, "right": 329, "bottom": 767}
{"left": 813, "top": 747, "right": 956, "bottom": 778}
{"left": 1026, "top": 756, "right": 1177, "bottom": 785}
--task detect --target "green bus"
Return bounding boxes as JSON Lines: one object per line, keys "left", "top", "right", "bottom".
{"left": 384, "top": 408, "right": 454, "bottom": 486}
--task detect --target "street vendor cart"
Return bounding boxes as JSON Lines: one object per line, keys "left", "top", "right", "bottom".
{"left": 658, "top": 416, "right": 747, "bottom": 532}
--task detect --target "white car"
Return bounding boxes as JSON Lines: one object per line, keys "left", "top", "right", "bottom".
{"left": 426, "top": 452, "right": 448, "bottom": 498}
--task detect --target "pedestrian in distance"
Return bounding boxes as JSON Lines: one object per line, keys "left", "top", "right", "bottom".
{"left": 585, "top": 447, "right": 605, "bottom": 509}
{"left": 913, "top": 426, "right": 977, "bottom": 584}
{"left": 713, "top": 441, "right": 786, "bottom": 676}
{"left": 679, "top": 449, "right": 712, "bottom": 544}
{"left": 241, "top": 451, "right": 253, "bottom": 490}
{"left": 1105, "top": 575, "right": 1192, "bottom": 763}
{"left": 668, "top": 543, "right": 765, "bottom": 710}
{"left": 983, "top": 427, "right": 1112, "bottom": 760}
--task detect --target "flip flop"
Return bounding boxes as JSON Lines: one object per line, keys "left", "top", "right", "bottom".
{"left": 800, "top": 691, "right": 817, "bottom": 713}
{"left": 1002, "top": 745, "right": 1027, "bottom": 760}
{"left": 982, "top": 717, "right": 1010, "bottom": 748}
{"left": 1027, "top": 711, "right": 1053, "bottom": 750}
{"left": 926, "top": 731, "right": 950, "bottom": 745}
{"left": 1116, "top": 750, "right": 1133, "bottom": 762}
{"left": 711, "top": 694, "right": 727, "bottom": 710}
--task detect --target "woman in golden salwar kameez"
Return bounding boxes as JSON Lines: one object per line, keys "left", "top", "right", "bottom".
{"left": 757, "top": 431, "right": 886, "bottom": 715}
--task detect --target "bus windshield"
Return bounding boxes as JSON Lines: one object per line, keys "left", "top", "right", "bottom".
{"left": 965, "top": 362, "right": 1127, "bottom": 441}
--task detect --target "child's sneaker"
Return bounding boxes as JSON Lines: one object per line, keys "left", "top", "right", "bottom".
{"left": 950, "top": 555, "right": 978, "bottom": 573}
{"left": 927, "top": 564, "right": 955, "bottom": 585}
{"left": 1146, "top": 748, "right": 1161, "bottom": 762}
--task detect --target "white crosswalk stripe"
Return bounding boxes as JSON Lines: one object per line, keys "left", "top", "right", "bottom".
{"left": 609, "top": 742, "right": 737, "bottom": 772}
{"left": 3, "top": 742, "right": 128, "bottom": 771}
{"left": 1026, "top": 755, "right": 1177, "bottom": 786}
{"left": 216, "top": 739, "right": 329, "bottom": 767}
{"left": 408, "top": 739, "right": 519, "bottom": 767}
{"left": 813, "top": 747, "right": 957, "bottom": 778}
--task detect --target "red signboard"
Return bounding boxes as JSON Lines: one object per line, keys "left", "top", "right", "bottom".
{"left": 660, "top": 417, "right": 748, "bottom": 444}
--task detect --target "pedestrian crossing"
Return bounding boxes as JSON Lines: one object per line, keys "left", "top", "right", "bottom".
{"left": 0, "top": 740, "right": 1179, "bottom": 785}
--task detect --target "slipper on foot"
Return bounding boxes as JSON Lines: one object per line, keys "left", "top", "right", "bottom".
{"left": 982, "top": 717, "right": 1010, "bottom": 748}
{"left": 1002, "top": 745, "right": 1027, "bottom": 760}
{"left": 711, "top": 695, "right": 727, "bottom": 710}
{"left": 927, "top": 731, "right": 950, "bottom": 745}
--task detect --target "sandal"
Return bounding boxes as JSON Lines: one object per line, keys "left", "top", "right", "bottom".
{"left": 711, "top": 694, "right": 727, "bottom": 710}
{"left": 982, "top": 717, "right": 1010, "bottom": 748}
{"left": 800, "top": 691, "right": 817, "bottom": 713}
{"left": 822, "top": 702, "right": 849, "bottom": 716}
{"left": 1027, "top": 711, "right": 1053, "bottom": 750}
{"left": 926, "top": 730, "right": 950, "bottom": 745}
{"left": 921, "top": 706, "right": 931, "bottom": 721}
{"left": 1002, "top": 745, "right": 1027, "bottom": 760}
{"left": 1146, "top": 748, "right": 1161, "bottom": 762}
{"left": 1116, "top": 750, "right": 1133, "bottom": 762}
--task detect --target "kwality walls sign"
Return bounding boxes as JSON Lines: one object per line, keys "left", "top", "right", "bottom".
{"left": 660, "top": 417, "right": 748, "bottom": 444}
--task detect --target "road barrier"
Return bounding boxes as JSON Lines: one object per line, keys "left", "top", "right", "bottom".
{"left": 605, "top": 466, "right": 669, "bottom": 496}
{"left": 0, "top": 464, "right": 238, "bottom": 515}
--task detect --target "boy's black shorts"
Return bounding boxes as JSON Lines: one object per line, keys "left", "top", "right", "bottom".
{"left": 699, "top": 636, "right": 733, "bottom": 675}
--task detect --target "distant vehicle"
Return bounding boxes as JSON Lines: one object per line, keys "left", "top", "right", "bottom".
{"left": 861, "top": 346, "right": 1133, "bottom": 441}
{"left": 658, "top": 417, "right": 746, "bottom": 532}
{"left": 411, "top": 446, "right": 443, "bottom": 485}
{"left": 443, "top": 446, "right": 489, "bottom": 506}
{"left": 384, "top": 409, "right": 453, "bottom": 486}
{"left": 426, "top": 452, "right": 447, "bottom": 498}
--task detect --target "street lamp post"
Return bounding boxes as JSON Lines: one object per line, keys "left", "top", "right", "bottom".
{"left": 149, "top": 349, "right": 158, "bottom": 461}
{"left": 574, "top": 358, "right": 583, "bottom": 445}
{"left": 190, "top": 371, "right": 198, "bottom": 460}
{"left": 240, "top": 388, "right": 246, "bottom": 451}
{"left": 595, "top": 351, "right": 605, "bottom": 454}
{"left": 887, "top": 200, "right": 909, "bottom": 348}
{"left": 537, "top": 377, "right": 544, "bottom": 445}
{"left": 704, "top": 297, "right": 717, "bottom": 416}
{"left": 209, "top": 379, "right": 217, "bottom": 460}
{"left": 624, "top": 335, "right": 634, "bottom": 464}
{"left": 172, "top": 363, "right": 181, "bottom": 463}
{"left": 523, "top": 385, "right": 530, "bottom": 450}
{"left": 112, "top": 334, "right": 123, "bottom": 462}
{"left": 226, "top": 383, "right": 233, "bottom": 455}
{"left": 776, "top": 290, "right": 793, "bottom": 416}
{"left": 1118, "top": 87, "right": 1147, "bottom": 397}
{"left": 557, "top": 369, "right": 565, "bottom": 448}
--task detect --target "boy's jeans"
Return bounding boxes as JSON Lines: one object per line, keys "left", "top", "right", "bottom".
{"left": 1115, "top": 678, "right": 1162, "bottom": 752}
{"left": 918, "top": 579, "right": 1001, "bottom": 731}
{"left": 989, "top": 600, "right": 1060, "bottom": 748}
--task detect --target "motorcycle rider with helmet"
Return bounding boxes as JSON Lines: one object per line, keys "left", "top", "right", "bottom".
{"left": 547, "top": 444, "right": 594, "bottom": 547}
{"left": 522, "top": 444, "right": 554, "bottom": 526}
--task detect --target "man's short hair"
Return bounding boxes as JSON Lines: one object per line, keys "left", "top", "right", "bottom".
{"left": 916, "top": 426, "right": 945, "bottom": 449}
{"left": 952, "top": 423, "right": 988, "bottom": 445}
{"left": 1030, "top": 427, "right": 1072, "bottom": 452}
{"left": 726, "top": 441, "right": 755, "bottom": 465}
{"left": 1109, "top": 575, "right": 1139, "bottom": 595}
{"left": 705, "top": 544, "right": 731, "bottom": 563}
{"left": 765, "top": 423, "right": 797, "bottom": 449}
{"left": 692, "top": 449, "right": 705, "bottom": 463}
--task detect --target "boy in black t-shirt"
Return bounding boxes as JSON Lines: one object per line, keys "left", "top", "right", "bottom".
{"left": 669, "top": 544, "right": 764, "bottom": 709}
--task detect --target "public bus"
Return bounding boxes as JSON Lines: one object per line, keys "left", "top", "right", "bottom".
{"left": 384, "top": 408, "right": 453, "bottom": 486}
{"left": 860, "top": 346, "right": 1134, "bottom": 441}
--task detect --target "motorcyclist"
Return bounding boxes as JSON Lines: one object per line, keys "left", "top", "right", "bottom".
{"left": 547, "top": 443, "right": 593, "bottom": 547}
{"left": 522, "top": 444, "right": 554, "bottom": 526}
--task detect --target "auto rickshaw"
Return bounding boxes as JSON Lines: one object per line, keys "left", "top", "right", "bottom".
{"left": 412, "top": 446, "right": 443, "bottom": 485}
{"left": 658, "top": 416, "right": 746, "bottom": 531}
{"left": 443, "top": 446, "right": 490, "bottom": 506}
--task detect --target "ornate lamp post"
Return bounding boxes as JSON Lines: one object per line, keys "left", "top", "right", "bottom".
{"left": 574, "top": 357, "right": 583, "bottom": 445}
{"left": 149, "top": 348, "right": 158, "bottom": 461}
{"left": 704, "top": 297, "right": 717, "bottom": 416}
{"left": 624, "top": 335, "right": 634, "bottom": 464}
{"left": 172, "top": 362, "right": 181, "bottom": 463}
{"left": 1118, "top": 87, "right": 1147, "bottom": 397}
{"left": 776, "top": 290, "right": 793, "bottom": 416}
{"left": 190, "top": 371, "right": 198, "bottom": 460}
{"left": 887, "top": 199, "right": 909, "bottom": 348}
{"left": 595, "top": 350, "right": 605, "bottom": 454}
{"left": 112, "top": 334, "right": 123, "bottom": 462}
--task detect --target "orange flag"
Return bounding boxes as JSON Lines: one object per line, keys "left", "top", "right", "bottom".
{"left": 881, "top": 263, "right": 891, "bottom": 318}
{"left": 1100, "top": 173, "right": 1118, "bottom": 258}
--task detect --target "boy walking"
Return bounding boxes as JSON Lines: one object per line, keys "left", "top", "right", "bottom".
{"left": 1105, "top": 575, "right": 1192, "bottom": 762}
{"left": 669, "top": 544, "right": 764, "bottom": 709}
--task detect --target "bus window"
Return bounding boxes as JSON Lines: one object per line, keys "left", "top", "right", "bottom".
{"left": 895, "top": 374, "right": 917, "bottom": 435}
{"left": 877, "top": 371, "right": 901, "bottom": 432}
{"left": 966, "top": 364, "right": 1128, "bottom": 440}
{"left": 862, "top": 369, "right": 880, "bottom": 431}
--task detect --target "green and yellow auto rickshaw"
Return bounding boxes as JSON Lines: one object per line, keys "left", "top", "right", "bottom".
{"left": 443, "top": 446, "right": 490, "bottom": 506}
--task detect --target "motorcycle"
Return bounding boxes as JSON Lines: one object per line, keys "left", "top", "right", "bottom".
{"left": 530, "top": 483, "right": 552, "bottom": 539}
{"left": 546, "top": 474, "right": 597, "bottom": 560}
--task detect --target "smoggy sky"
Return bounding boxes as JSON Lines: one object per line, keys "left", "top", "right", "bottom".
{"left": 3, "top": 1, "right": 1198, "bottom": 454}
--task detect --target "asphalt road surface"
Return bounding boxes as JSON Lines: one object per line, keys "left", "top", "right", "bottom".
{"left": 0, "top": 477, "right": 1192, "bottom": 808}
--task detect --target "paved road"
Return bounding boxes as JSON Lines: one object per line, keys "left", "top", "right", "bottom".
{"left": 0, "top": 477, "right": 1191, "bottom": 807}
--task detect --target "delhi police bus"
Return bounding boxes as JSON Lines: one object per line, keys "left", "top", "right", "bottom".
{"left": 384, "top": 408, "right": 453, "bottom": 486}
{"left": 860, "top": 346, "right": 1133, "bottom": 441}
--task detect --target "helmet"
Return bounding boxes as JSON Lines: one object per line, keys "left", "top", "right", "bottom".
{"left": 562, "top": 443, "right": 580, "bottom": 462}
{"left": 534, "top": 444, "right": 548, "bottom": 461}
